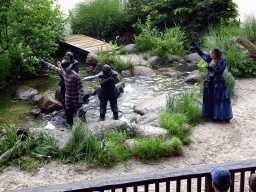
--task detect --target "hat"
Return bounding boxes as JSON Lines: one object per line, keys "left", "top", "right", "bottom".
{"left": 211, "top": 167, "right": 231, "bottom": 191}
{"left": 61, "top": 60, "right": 73, "bottom": 71}
{"left": 65, "top": 52, "right": 74, "bottom": 61}
{"left": 102, "top": 64, "right": 112, "bottom": 76}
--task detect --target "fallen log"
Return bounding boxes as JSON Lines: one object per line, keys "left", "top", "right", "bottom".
{"left": 237, "top": 36, "right": 256, "bottom": 55}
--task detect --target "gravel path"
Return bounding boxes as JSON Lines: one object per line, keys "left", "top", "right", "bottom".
{"left": 0, "top": 78, "right": 256, "bottom": 191}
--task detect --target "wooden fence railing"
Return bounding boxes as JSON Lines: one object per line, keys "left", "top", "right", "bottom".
{"left": 6, "top": 159, "right": 256, "bottom": 192}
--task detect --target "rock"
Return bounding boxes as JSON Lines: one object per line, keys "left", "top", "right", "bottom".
{"left": 121, "top": 69, "right": 132, "bottom": 77}
{"left": 87, "top": 119, "right": 129, "bottom": 134}
{"left": 186, "top": 53, "right": 202, "bottom": 66}
{"left": 164, "top": 71, "right": 181, "bottom": 77}
{"left": 148, "top": 56, "right": 166, "bottom": 67}
{"left": 130, "top": 123, "right": 170, "bottom": 138}
{"left": 38, "top": 94, "right": 63, "bottom": 113}
{"left": 29, "top": 128, "right": 71, "bottom": 151}
{"left": 14, "top": 85, "right": 38, "bottom": 101}
{"left": 124, "top": 139, "right": 138, "bottom": 151}
{"left": 134, "top": 93, "right": 167, "bottom": 115}
{"left": 135, "top": 110, "right": 161, "bottom": 127}
{"left": 116, "top": 82, "right": 125, "bottom": 93}
{"left": 132, "top": 66, "right": 155, "bottom": 77}
{"left": 158, "top": 68, "right": 171, "bottom": 72}
{"left": 32, "top": 95, "right": 42, "bottom": 105}
{"left": 125, "top": 44, "right": 136, "bottom": 53}
{"left": 29, "top": 109, "right": 41, "bottom": 118}
{"left": 184, "top": 70, "right": 200, "bottom": 82}
{"left": 55, "top": 86, "right": 63, "bottom": 103}
{"left": 86, "top": 52, "right": 99, "bottom": 67}
{"left": 93, "top": 63, "right": 104, "bottom": 73}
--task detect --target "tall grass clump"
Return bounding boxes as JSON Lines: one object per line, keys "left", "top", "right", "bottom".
{"left": 61, "top": 122, "right": 102, "bottom": 163}
{"left": 70, "top": 0, "right": 132, "bottom": 38}
{"left": 96, "top": 128, "right": 132, "bottom": 167}
{"left": 133, "top": 136, "right": 183, "bottom": 161}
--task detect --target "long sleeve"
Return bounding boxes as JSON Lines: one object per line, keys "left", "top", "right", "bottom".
{"left": 42, "top": 61, "right": 63, "bottom": 75}
{"left": 212, "top": 59, "right": 226, "bottom": 75}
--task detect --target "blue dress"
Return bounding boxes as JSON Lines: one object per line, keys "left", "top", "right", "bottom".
{"left": 201, "top": 54, "right": 233, "bottom": 120}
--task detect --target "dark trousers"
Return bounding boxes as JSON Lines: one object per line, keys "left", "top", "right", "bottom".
{"left": 100, "top": 97, "right": 118, "bottom": 120}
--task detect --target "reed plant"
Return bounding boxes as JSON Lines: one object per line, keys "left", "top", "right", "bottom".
{"left": 70, "top": 0, "right": 131, "bottom": 38}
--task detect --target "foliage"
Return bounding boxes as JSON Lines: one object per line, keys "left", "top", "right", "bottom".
{"left": 96, "top": 129, "right": 132, "bottom": 167}
{"left": 61, "top": 122, "right": 102, "bottom": 163}
{"left": 202, "top": 16, "right": 256, "bottom": 78}
{"left": 0, "top": 0, "right": 65, "bottom": 84}
{"left": 242, "top": 13, "right": 256, "bottom": 45}
{"left": 0, "top": 124, "right": 59, "bottom": 172}
{"left": 222, "top": 68, "right": 236, "bottom": 98}
{"left": 97, "top": 46, "right": 136, "bottom": 72}
{"left": 70, "top": 0, "right": 133, "bottom": 38}
{"left": 134, "top": 15, "right": 187, "bottom": 57}
{"left": 129, "top": 0, "right": 238, "bottom": 39}
{"left": 133, "top": 136, "right": 183, "bottom": 161}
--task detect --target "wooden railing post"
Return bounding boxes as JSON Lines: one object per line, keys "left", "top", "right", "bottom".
{"left": 205, "top": 174, "right": 214, "bottom": 192}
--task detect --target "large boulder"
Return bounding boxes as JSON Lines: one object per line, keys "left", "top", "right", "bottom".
{"left": 125, "top": 44, "right": 136, "bottom": 53}
{"left": 38, "top": 94, "right": 63, "bottom": 113}
{"left": 186, "top": 53, "right": 202, "bottom": 67}
{"left": 14, "top": 86, "right": 38, "bottom": 101}
{"left": 121, "top": 69, "right": 132, "bottom": 77}
{"left": 130, "top": 123, "right": 170, "bottom": 138}
{"left": 134, "top": 93, "right": 167, "bottom": 115}
{"left": 86, "top": 52, "right": 99, "bottom": 67}
{"left": 184, "top": 70, "right": 200, "bottom": 82}
{"left": 32, "top": 95, "right": 42, "bottom": 105}
{"left": 148, "top": 56, "right": 167, "bottom": 67}
{"left": 132, "top": 66, "right": 155, "bottom": 77}
{"left": 87, "top": 119, "right": 129, "bottom": 134}
{"left": 135, "top": 110, "right": 160, "bottom": 127}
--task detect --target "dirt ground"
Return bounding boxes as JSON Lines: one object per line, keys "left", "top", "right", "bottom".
{"left": 1, "top": 78, "right": 256, "bottom": 191}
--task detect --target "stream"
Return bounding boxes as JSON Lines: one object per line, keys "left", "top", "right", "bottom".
{"left": 0, "top": 60, "right": 197, "bottom": 129}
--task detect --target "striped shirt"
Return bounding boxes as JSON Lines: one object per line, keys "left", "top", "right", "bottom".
{"left": 42, "top": 61, "right": 84, "bottom": 101}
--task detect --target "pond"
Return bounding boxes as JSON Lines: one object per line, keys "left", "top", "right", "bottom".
{"left": 0, "top": 59, "right": 197, "bottom": 130}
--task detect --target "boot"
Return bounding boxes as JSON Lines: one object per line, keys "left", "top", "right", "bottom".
{"left": 113, "top": 112, "right": 119, "bottom": 120}
{"left": 100, "top": 113, "right": 105, "bottom": 121}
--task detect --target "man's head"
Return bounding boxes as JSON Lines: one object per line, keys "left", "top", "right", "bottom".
{"left": 61, "top": 60, "right": 73, "bottom": 71}
{"left": 65, "top": 52, "right": 74, "bottom": 62}
{"left": 211, "top": 167, "right": 231, "bottom": 192}
{"left": 102, "top": 64, "right": 112, "bottom": 76}
{"left": 249, "top": 173, "right": 256, "bottom": 192}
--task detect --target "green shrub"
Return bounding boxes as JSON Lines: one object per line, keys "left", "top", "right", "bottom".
{"left": 133, "top": 136, "right": 183, "bottom": 161}
{"left": 134, "top": 15, "right": 187, "bottom": 57}
{"left": 222, "top": 68, "right": 236, "bottom": 98}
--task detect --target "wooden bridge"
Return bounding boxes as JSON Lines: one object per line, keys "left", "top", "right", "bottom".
{"left": 63, "top": 34, "right": 115, "bottom": 54}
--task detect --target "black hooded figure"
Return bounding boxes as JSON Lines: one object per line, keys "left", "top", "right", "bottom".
{"left": 97, "top": 64, "right": 120, "bottom": 121}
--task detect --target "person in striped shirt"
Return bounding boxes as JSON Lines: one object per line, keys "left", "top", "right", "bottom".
{"left": 39, "top": 58, "right": 84, "bottom": 127}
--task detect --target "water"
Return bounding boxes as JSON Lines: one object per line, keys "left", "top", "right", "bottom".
{"left": 0, "top": 61, "right": 196, "bottom": 128}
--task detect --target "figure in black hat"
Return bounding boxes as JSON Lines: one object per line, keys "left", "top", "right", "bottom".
{"left": 39, "top": 58, "right": 84, "bottom": 127}
{"left": 97, "top": 64, "right": 120, "bottom": 121}
{"left": 58, "top": 52, "right": 79, "bottom": 107}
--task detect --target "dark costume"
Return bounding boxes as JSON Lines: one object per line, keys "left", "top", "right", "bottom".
{"left": 192, "top": 43, "right": 233, "bottom": 121}
{"left": 58, "top": 55, "right": 79, "bottom": 105}
{"left": 41, "top": 59, "right": 84, "bottom": 126}
{"left": 97, "top": 64, "right": 120, "bottom": 120}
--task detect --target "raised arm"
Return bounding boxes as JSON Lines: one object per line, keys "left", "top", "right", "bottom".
{"left": 39, "top": 58, "right": 62, "bottom": 75}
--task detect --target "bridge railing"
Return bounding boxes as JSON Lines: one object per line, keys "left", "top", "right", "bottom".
{"left": 8, "top": 159, "right": 256, "bottom": 192}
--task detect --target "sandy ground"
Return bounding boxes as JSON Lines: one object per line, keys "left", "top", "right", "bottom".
{"left": 1, "top": 78, "right": 256, "bottom": 191}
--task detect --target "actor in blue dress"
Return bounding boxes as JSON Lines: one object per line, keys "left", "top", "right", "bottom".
{"left": 192, "top": 42, "right": 233, "bottom": 123}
